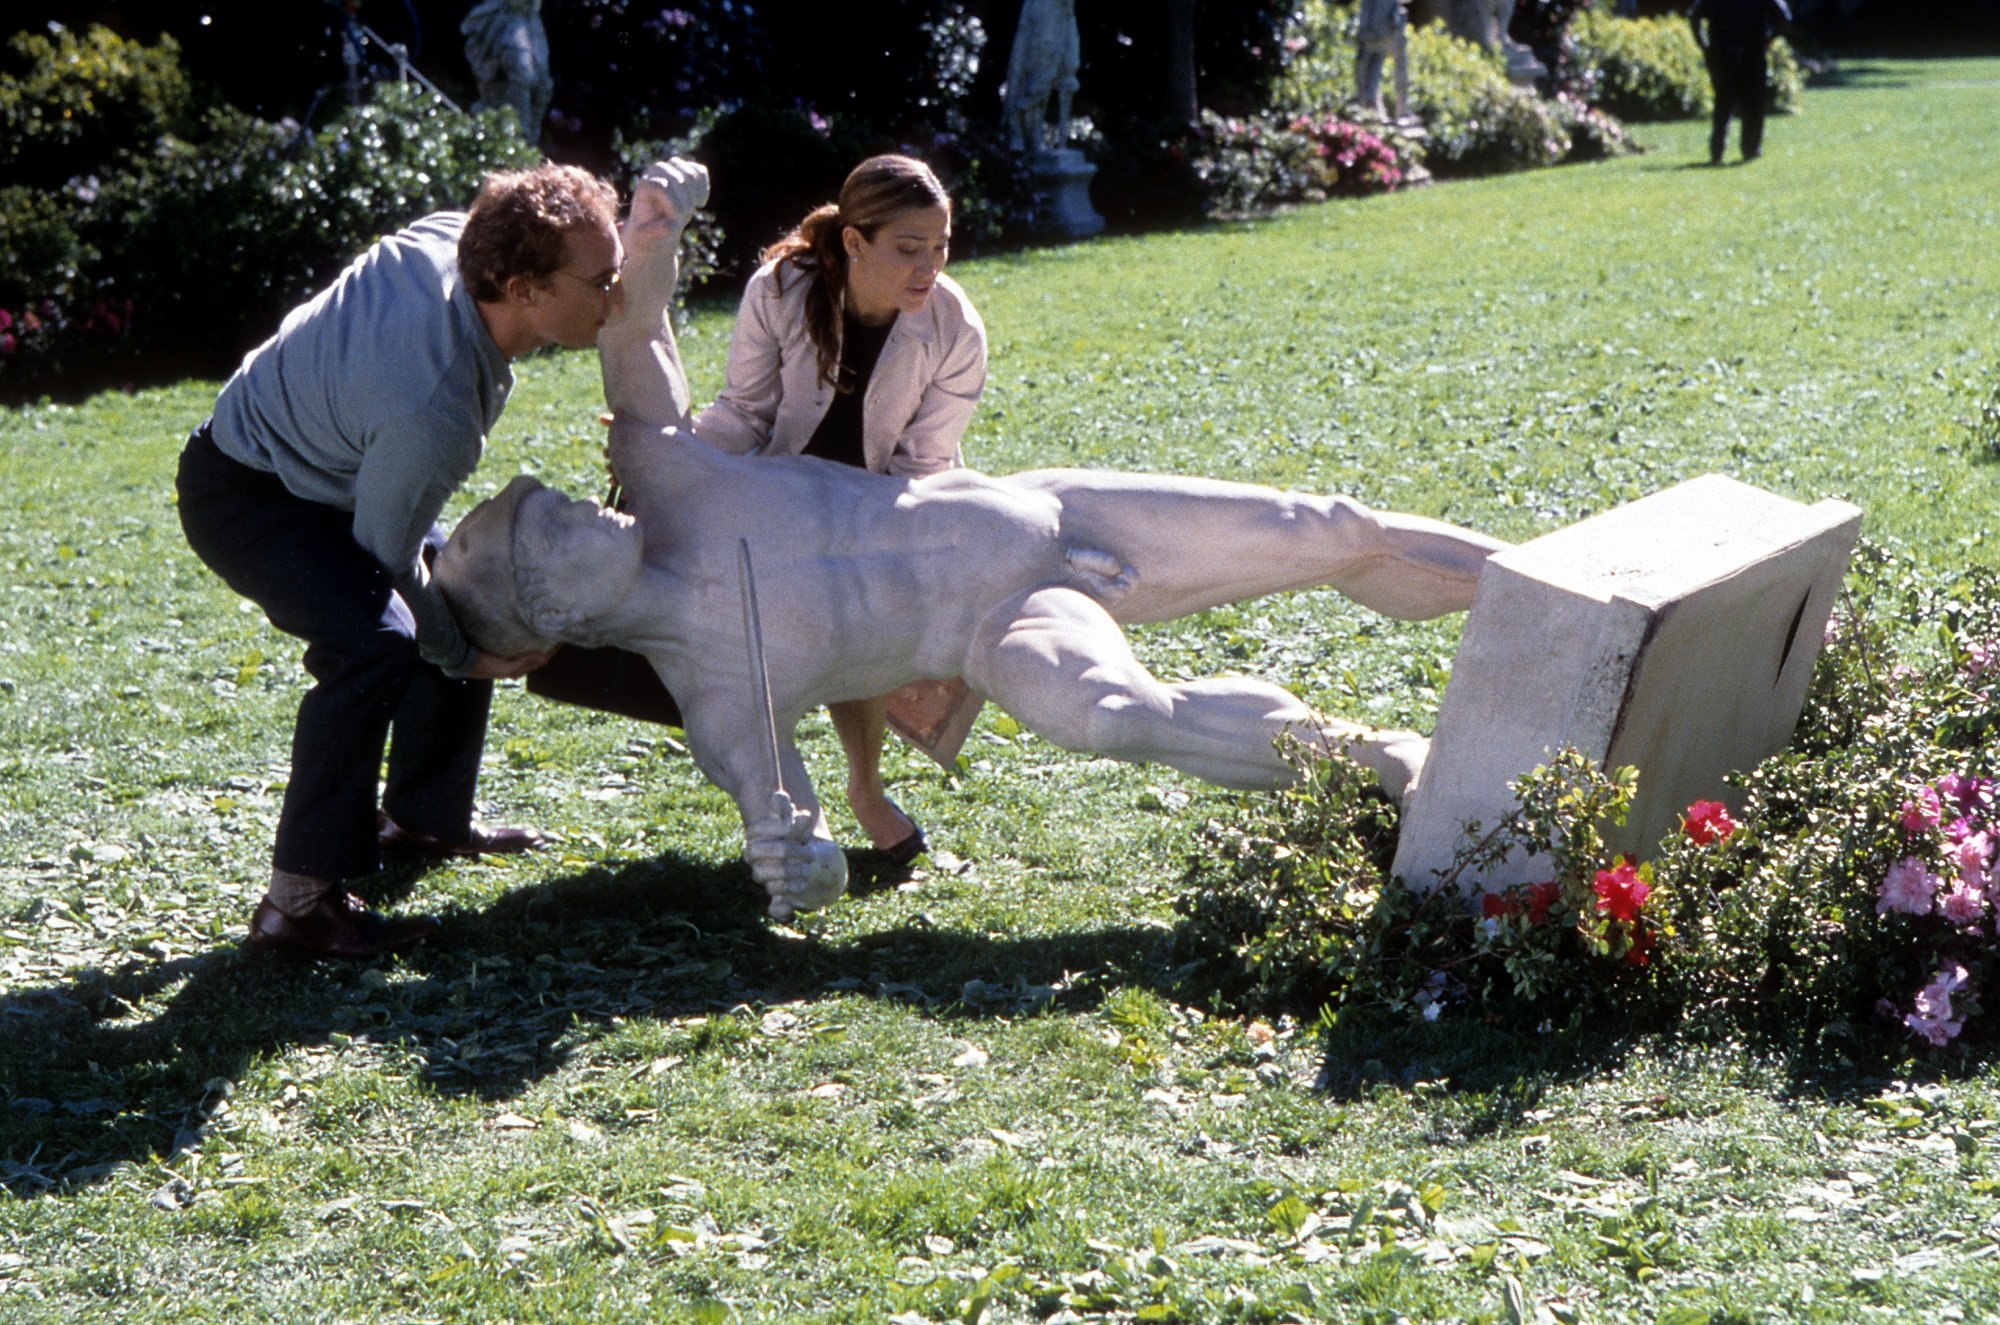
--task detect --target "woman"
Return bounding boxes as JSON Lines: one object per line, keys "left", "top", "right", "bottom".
{"left": 693, "top": 154, "right": 988, "bottom": 864}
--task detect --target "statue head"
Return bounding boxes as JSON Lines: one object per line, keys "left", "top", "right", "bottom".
{"left": 436, "top": 474, "right": 646, "bottom": 657}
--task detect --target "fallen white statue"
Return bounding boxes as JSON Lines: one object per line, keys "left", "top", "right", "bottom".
{"left": 434, "top": 161, "right": 1509, "bottom": 920}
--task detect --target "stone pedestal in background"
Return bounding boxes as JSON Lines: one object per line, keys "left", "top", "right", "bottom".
{"left": 1030, "top": 148, "right": 1105, "bottom": 239}
{"left": 1394, "top": 474, "right": 1863, "bottom": 895}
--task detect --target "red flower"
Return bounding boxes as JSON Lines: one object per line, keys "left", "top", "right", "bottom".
{"left": 1593, "top": 859, "right": 1649, "bottom": 923}
{"left": 1623, "top": 924, "right": 1656, "bottom": 966}
{"left": 1481, "top": 881, "right": 1563, "bottom": 925}
{"left": 1683, "top": 800, "right": 1737, "bottom": 845}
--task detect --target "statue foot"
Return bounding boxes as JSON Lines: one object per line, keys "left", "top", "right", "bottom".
{"left": 1367, "top": 730, "right": 1431, "bottom": 807}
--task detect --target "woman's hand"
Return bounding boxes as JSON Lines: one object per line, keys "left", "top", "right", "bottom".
{"left": 465, "top": 646, "right": 558, "bottom": 681}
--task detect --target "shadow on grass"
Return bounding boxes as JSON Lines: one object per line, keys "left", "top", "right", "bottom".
{"left": 1313, "top": 1011, "right": 1645, "bottom": 1140}
{"left": 0, "top": 849, "right": 1185, "bottom": 1198}
{"left": 1802, "top": 60, "right": 1913, "bottom": 91}
{"left": 13, "top": 843, "right": 1968, "bottom": 1198}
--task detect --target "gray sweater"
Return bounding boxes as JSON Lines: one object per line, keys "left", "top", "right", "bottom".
{"left": 210, "top": 213, "right": 513, "bottom": 675}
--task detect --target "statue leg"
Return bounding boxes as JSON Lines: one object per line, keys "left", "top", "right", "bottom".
{"left": 962, "top": 586, "right": 1428, "bottom": 799}
{"left": 1009, "top": 470, "right": 1507, "bottom": 625}
{"left": 1357, "top": 48, "right": 1385, "bottom": 113}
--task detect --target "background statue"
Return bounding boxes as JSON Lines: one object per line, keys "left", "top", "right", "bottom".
{"left": 1355, "top": 0, "right": 1411, "bottom": 120}
{"left": 1001, "top": 0, "right": 1083, "bottom": 153}
{"left": 462, "top": 0, "right": 552, "bottom": 139}
{"left": 436, "top": 162, "right": 1504, "bottom": 920}
{"left": 1409, "top": 0, "right": 1547, "bottom": 83}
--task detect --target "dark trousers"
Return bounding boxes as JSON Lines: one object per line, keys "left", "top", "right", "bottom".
{"left": 176, "top": 427, "right": 493, "bottom": 881}
{"left": 1707, "top": 42, "right": 1769, "bottom": 162}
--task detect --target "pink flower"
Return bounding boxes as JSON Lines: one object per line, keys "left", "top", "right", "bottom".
{"left": 1938, "top": 878, "right": 1987, "bottom": 926}
{"left": 1683, "top": 800, "right": 1738, "bottom": 845}
{"left": 0, "top": 307, "right": 12, "bottom": 332}
{"left": 1953, "top": 830, "right": 1994, "bottom": 884}
{"left": 1937, "top": 773, "right": 1996, "bottom": 813}
{"left": 1907, "top": 1009, "right": 1965, "bottom": 1046}
{"left": 1900, "top": 786, "right": 1943, "bottom": 835}
{"left": 1906, "top": 962, "right": 1971, "bottom": 1044}
{"left": 1876, "top": 857, "right": 1939, "bottom": 915}
{"left": 0, "top": 332, "right": 14, "bottom": 357}
{"left": 1592, "top": 859, "right": 1649, "bottom": 923}
{"left": 1945, "top": 816, "right": 1976, "bottom": 845}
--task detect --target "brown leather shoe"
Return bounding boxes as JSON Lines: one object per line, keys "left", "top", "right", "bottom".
{"left": 377, "top": 812, "right": 545, "bottom": 858}
{"left": 247, "top": 892, "right": 441, "bottom": 960}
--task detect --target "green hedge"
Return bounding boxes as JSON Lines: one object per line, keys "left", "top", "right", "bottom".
{"left": 0, "top": 23, "right": 195, "bottom": 188}
{"left": 0, "top": 26, "right": 535, "bottom": 397}
{"left": 1572, "top": 8, "right": 1803, "bottom": 122}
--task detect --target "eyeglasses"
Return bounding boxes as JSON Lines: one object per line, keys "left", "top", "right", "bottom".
{"left": 554, "top": 268, "right": 621, "bottom": 297}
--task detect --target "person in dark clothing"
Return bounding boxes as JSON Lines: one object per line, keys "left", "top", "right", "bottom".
{"left": 1688, "top": 0, "right": 1792, "bottom": 164}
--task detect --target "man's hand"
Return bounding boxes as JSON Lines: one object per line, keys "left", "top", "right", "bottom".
{"left": 466, "top": 645, "right": 558, "bottom": 681}
{"left": 744, "top": 798, "right": 849, "bottom": 920}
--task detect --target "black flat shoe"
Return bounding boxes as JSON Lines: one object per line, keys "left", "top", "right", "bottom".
{"left": 881, "top": 827, "right": 928, "bottom": 869}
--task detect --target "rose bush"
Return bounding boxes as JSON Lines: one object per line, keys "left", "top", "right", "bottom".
{"left": 1178, "top": 543, "right": 2000, "bottom": 1061}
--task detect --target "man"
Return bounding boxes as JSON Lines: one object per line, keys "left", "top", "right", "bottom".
{"left": 1688, "top": 0, "right": 1792, "bottom": 165}
{"left": 176, "top": 162, "right": 625, "bottom": 960}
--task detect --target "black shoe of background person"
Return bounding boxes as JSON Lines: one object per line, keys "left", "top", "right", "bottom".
{"left": 377, "top": 811, "right": 545, "bottom": 858}
{"left": 247, "top": 892, "right": 442, "bottom": 960}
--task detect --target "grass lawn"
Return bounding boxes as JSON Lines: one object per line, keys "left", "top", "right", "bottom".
{"left": 3, "top": 56, "right": 2000, "bottom": 1324}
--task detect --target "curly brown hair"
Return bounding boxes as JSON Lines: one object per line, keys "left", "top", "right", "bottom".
{"left": 458, "top": 163, "right": 619, "bottom": 303}
{"left": 762, "top": 154, "right": 951, "bottom": 391}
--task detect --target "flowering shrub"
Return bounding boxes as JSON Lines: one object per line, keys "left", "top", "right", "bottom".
{"left": 1404, "top": 21, "right": 1572, "bottom": 176}
{"left": 1292, "top": 115, "right": 1407, "bottom": 195}
{"left": 1270, "top": 3, "right": 1631, "bottom": 179}
{"left": 1549, "top": 92, "right": 1635, "bottom": 163}
{"left": 1178, "top": 544, "right": 2000, "bottom": 1059}
{"left": 1187, "top": 110, "right": 1416, "bottom": 216}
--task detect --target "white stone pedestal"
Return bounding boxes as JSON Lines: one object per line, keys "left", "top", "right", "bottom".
{"left": 1393, "top": 474, "right": 1863, "bottom": 895}
{"left": 1029, "top": 147, "right": 1105, "bottom": 239}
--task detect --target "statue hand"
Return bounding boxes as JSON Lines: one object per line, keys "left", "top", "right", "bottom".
{"left": 743, "top": 793, "right": 849, "bottom": 919}
{"left": 628, "top": 158, "right": 710, "bottom": 253}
